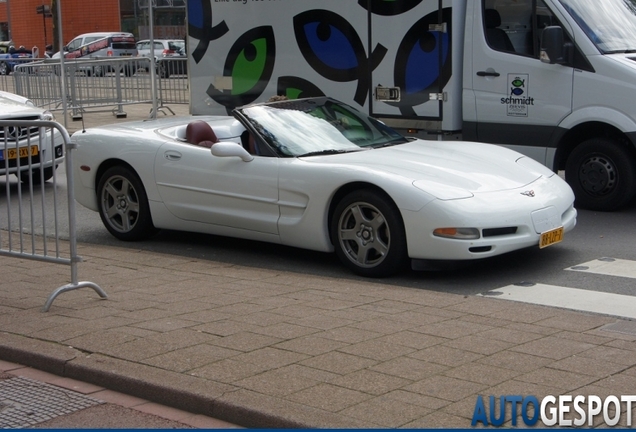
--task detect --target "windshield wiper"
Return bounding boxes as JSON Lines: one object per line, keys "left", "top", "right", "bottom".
{"left": 371, "top": 137, "right": 409, "bottom": 148}
{"left": 604, "top": 49, "right": 636, "bottom": 54}
{"left": 298, "top": 148, "right": 365, "bottom": 157}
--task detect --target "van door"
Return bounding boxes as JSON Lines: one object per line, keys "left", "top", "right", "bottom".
{"left": 370, "top": 1, "right": 449, "bottom": 120}
{"left": 467, "top": 0, "right": 574, "bottom": 166}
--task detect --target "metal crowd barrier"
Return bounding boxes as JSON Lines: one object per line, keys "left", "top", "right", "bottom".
{"left": 0, "top": 57, "right": 39, "bottom": 92}
{"left": 12, "top": 57, "right": 189, "bottom": 119}
{"left": 0, "top": 119, "right": 106, "bottom": 311}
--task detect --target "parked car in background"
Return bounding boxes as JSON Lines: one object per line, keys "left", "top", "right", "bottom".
{"left": 0, "top": 91, "right": 64, "bottom": 183}
{"left": 136, "top": 39, "right": 186, "bottom": 78}
{"left": 0, "top": 45, "right": 33, "bottom": 75}
{"left": 71, "top": 96, "right": 577, "bottom": 277}
{"left": 52, "top": 32, "right": 138, "bottom": 76}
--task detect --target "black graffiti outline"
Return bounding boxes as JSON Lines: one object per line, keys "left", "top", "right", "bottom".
{"left": 293, "top": 9, "right": 387, "bottom": 106}
{"left": 188, "top": 0, "right": 229, "bottom": 64}
{"left": 206, "top": 26, "right": 276, "bottom": 112}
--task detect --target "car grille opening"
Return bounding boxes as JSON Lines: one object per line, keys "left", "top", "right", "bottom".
{"left": 0, "top": 116, "right": 41, "bottom": 143}
{"left": 469, "top": 246, "right": 492, "bottom": 253}
{"left": 482, "top": 227, "right": 518, "bottom": 237}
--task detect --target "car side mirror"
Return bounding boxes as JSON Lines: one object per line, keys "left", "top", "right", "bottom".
{"left": 211, "top": 142, "right": 254, "bottom": 162}
{"left": 540, "top": 26, "right": 567, "bottom": 65}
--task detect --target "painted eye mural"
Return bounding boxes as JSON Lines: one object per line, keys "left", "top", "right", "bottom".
{"left": 187, "top": 0, "right": 229, "bottom": 63}
{"left": 392, "top": 7, "right": 452, "bottom": 116}
{"left": 277, "top": 76, "right": 325, "bottom": 100}
{"left": 357, "top": 0, "right": 424, "bottom": 16}
{"left": 294, "top": 10, "right": 387, "bottom": 106}
{"left": 206, "top": 26, "right": 276, "bottom": 112}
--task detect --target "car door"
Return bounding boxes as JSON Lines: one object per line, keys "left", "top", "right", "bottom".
{"left": 153, "top": 140, "right": 280, "bottom": 235}
{"left": 467, "top": 0, "right": 574, "bottom": 165}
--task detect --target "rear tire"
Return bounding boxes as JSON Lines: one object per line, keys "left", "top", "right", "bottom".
{"left": 565, "top": 138, "right": 636, "bottom": 211}
{"left": 97, "top": 166, "right": 157, "bottom": 241}
{"left": 330, "top": 189, "right": 408, "bottom": 278}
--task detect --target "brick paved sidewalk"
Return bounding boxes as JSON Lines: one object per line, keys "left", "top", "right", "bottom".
{"left": 1, "top": 238, "right": 636, "bottom": 428}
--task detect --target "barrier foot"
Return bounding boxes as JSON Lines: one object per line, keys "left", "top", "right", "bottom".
{"left": 42, "top": 281, "right": 108, "bottom": 312}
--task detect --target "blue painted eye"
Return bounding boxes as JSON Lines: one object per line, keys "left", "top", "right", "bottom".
{"left": 187, "top": 0, "right": 229, "bottom": 63}
{"left": 207, "top": 27, "right": 276, "bottom": 110}
{"left": 358, "top": 0, "right": 424, "bottom": 16}
{"left": 187, "top": 0, "right": 205, "bottom": 29}
{"left": 404, "top": 31, "right": 448, "bottom": 93}
{"left": 294, "top": 10, "right": 387, "bottom": 106}
{"left": 305, "top": 22, "right": 359, "bottom": 70}
{"left": 294, "top": 10, "right": 362, "bottom": 81}
{"left": 393, "top": 8, "right": 452, "bottom": 115}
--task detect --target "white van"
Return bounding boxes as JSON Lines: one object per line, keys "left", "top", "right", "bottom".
{"left": 188, "top": 0, "right": 636, "bottom": 212}
{"left": 54, "top": 32, "right": 137, "bottom": 59}
{"left": 53, "top": 32, "right": 138, "bottom": 76}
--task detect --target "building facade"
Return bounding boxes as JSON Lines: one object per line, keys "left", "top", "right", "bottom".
{"left": 0, "top": 0, "right": 185, "bottom": 55}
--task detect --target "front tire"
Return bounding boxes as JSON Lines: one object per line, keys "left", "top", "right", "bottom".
{"left": 97, "top": 166, "right": 156, "bottom": 241}
{"left": 565, "top": 138, "right": 636, "bottom": 211}
{"left": 330, "top": 190, "right": 408, "bottom": 278}
{"left": 18, "top": 166, "right": 55, "bottom": 184}
{"left": 0, "top": 62, "right": 8, "bottom": 75}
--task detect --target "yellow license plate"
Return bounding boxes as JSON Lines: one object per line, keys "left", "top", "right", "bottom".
{"left": 2, "top": 145, "right": 39, "bottom": 160}
{"left": 540, "top": 226, "right": 564, "bottom": 249}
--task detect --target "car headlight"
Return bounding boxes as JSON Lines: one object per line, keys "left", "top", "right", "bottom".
{"left": 41, "top": 110, "right": 55, "bottom": 121}
{"left": 433, "top": 227, "right": 480, "bottom": 240}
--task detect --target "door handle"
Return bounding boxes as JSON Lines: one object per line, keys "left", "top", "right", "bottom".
{"left": 164, "top": 150, "right": 182, "bottom": 161}
{"left": 476, "top": 71, "right": 501, "bottom": 77}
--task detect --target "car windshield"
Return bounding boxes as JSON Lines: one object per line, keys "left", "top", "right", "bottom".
{"left": 559, "top": 0, "right": 636, "bottom": 53}
{"left": 168, "top": 41, "right": 185, "bottom": 52}
{"left": 237, "top": 98, "right": 408, "bottom": 157}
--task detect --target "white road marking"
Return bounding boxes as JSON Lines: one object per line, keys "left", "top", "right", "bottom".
{"left": 479, "top": 283, "right": 636, "bottom": 320}
{"left": 565, "top": 258, "right": 636, "bottom": 279}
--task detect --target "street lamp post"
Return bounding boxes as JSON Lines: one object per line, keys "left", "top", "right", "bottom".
{"left": 5, "top": 0, "right": 12, "bottom": 42}
{"left": 36, "top": 5, "right": 52, "bottom": 49}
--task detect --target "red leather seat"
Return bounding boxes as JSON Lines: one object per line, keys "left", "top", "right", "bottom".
{"left": 185, "top": 120, "right": 218, "bottom": 148}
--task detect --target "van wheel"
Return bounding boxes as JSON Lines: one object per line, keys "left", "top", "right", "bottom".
{"left": 158, "top": 63, "right": 170, "bottom": 78}
{"left": 91, "top": 65, "right": 104, "bottom": 77}
{"left": 330, "top": 189, "right": 408, "bottom": 278}
{"left": 124, "top": 65, "right": 136, "bottom": 77}
{"left": 565, "top": 138, "right": 636, "bottom": 211}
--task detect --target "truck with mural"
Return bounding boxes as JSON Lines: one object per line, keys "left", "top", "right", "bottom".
{"left": 186, "top": 0, "right": 636, "bottom": 212}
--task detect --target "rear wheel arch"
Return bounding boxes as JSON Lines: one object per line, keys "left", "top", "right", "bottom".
{"left": 94, "top": 159, "right": 138, "bottom": 192}
{"left": 553, "top": 122, "right": 634, "bottom": 171}
{"left": 95, "top": 163, "right": 157, "bottom": 241}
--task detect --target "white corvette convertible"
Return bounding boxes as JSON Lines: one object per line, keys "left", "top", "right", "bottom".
{"left": 72, "top": 97, "right": 576, "bottom": 277}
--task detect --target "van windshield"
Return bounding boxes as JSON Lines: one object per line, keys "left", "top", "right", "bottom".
{"left": 560, "top": 0, "right": 636, "bottom": 53}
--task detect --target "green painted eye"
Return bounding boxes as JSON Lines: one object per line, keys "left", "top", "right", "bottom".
{"left": 277, "top": 76, "right": 325, "bottom": 100}
{"left": 207, "top": 26, "right": 275, "bottom": 109}
{"left": 231, "top": 38, "right": 269, "bottom": 95}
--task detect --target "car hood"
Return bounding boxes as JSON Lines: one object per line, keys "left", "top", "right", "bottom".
{"left": 302, "top": 140, "right": 548, "bottom": 197}
{"left": 0, "top": 91, "right": 41, "bottom": 116}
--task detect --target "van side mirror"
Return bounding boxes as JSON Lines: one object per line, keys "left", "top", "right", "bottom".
{"left": 540, "top": 26, "right": 567, "bottom": 65}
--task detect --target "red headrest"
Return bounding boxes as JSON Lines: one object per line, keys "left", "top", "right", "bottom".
{"left": 185, "top": 121, "right": 218, "bottom": 147}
